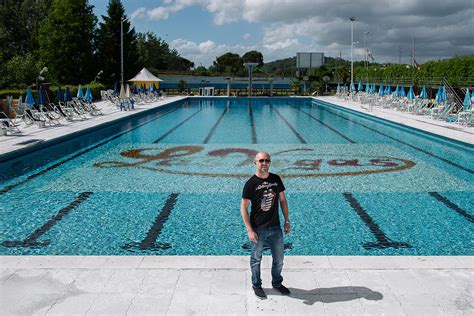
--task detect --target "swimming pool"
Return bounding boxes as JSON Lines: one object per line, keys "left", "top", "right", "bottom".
{"left": 1, "top": 98, "right": 473, "bottom": 255}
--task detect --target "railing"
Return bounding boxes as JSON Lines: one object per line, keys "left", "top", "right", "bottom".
{"left": 443, "top": 78, "right": 464, "bottom": 112}
{"left": 345, "top": 77, "right": 474, "bottom": 88}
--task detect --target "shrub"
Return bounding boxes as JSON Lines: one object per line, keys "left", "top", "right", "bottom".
{"left": 0, "top": 82, "right": 106, "bottom": 102}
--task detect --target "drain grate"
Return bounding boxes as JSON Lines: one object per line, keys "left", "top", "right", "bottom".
{"left": 15, "top": 139, "right": 45, "bottom": 146}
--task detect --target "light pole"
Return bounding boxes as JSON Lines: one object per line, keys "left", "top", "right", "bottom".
{"left": 36, "top": 66, "right": 48, "bottom": 98}
{"left": 93, "top": 70, "right": 103, "bottom": 83}
{"left": 350, "top": 16, "right": 355, "bottom": 95}
{"left": 121, "top": 18, "right": 124, "bottom": 89}
{"left": 364, "top": 31, "right": 369, "bottom": 82}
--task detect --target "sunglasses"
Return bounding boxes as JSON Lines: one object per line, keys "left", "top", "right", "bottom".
{"left": 257, "top": 159, "right": 271, "bottom": 163}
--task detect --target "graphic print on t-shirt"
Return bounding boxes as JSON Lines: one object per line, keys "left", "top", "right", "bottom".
{"left": 260, "top": 189, "right": 276, "bottom": 212}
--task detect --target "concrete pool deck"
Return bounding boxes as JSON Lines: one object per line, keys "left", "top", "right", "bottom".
{"left": 316, "top": 96, "right": 473, "bottom": 145}
{"left": 1, "top": 96, "right": 472, "bottom": 314}
{"left": 1, "top": 256, "right": 472, "bottom": 315}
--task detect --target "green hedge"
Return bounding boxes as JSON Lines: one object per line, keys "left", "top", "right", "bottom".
{"left": 0, "top": 82, "right": 106, "bottom": 102}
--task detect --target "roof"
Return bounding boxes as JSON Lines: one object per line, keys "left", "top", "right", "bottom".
{"left": 128, "top": 68, "right": 163, "bottom": 82}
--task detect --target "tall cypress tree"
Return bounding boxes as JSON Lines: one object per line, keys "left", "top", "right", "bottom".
{"left": 96, "top": 0, "right": 140, "bottom": 85}
{"left": 38, "top": 0, "right": 96, "bottom": 84}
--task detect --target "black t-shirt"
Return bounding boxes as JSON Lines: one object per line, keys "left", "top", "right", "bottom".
{"left": 242, "top": 173, "right": 286, "bottom": 229}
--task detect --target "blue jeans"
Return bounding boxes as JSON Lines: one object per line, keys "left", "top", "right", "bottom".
{"left": 250, "top": 226, "right": 284, "bottom": 288}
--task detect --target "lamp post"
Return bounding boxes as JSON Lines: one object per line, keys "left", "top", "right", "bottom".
{"left": 350, "top": 16, "right": 355, "bottom": 96}
{"left": 36, "top": 66, "right": 48, "bottom": 98}
{"left": 93, "top": 70, "right": 103, "bottom": 83}
{"left": 121, "top": 18, "right": 124, "bottom": 89}
{"left": 364, "top": 31, "right": 369, "bottom": 82}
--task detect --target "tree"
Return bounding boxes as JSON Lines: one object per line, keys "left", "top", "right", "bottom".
{"left": 333, "top": 58, "right": 350, "bottom": 83}
{"left": 177, "top": 79, "right": 187, "bottom": 92}
{"left": 213, "top": 53, "right": 243, "bottom": 75}
{"left": 165, "top": 50, "right": 194, "bottom": 71}
{"left": 137, "top": 32, "right": 169, "bottom": 70}
{"left": 0, "top": 0, "right": 51, "bottom": 60}
{"left": 194, "top": 66, "right": 208, "bottom": 76}
{"left": 38, "top": 0, "right": 97, "bottom": 84}
{"left": 1, "top": 53, "right": 41, "bottom": 89}
{"left": 261, "top": 57, "right": 296, "bottom": 77}
{"left": 0, "top": 0, "right": 51, "bottom": 88}
{"left": 96, "top": 0, "right": 140, "bottom": 84}
{"left": 242, "top": 51, "right": 264, "bottom": 66}
{"left": 137, "top": 32, "right": 194, "bottom": 72}
{"left": 290, "top": 79, "right": 301, "bottom": 94}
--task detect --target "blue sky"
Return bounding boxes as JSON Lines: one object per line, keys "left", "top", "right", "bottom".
{"left": 90, "top": 0, "right": 474, "bottom": 67}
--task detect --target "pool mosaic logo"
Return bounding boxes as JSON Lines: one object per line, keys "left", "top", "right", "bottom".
{"left": 94, "top": 145, "right": 416, "bottom": 178}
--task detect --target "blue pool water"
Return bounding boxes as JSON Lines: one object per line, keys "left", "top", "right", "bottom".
{"left": 1, "top": 98, "right": 473, "bottom": 255}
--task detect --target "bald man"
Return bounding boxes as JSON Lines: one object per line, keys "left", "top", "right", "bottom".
{"left": 241, "top": 151, "right": 291, "bottom": 299}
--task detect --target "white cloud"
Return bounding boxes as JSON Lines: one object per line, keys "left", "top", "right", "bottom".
{"left": 131, "top": 7, "right": 147, "bottom": 21}
{"left": 206, "top": 0, "right": 244, "bottom": 25}
{"left": 242, "top": 33, "right": 251, "bottom": 40}
{"left": 147, "top": 7, "right": 171, "bottom": 20}
{"left": 139, "top": 0, "right": 208, "bottom": 21}
{"left": 134, "top": 0, "right": 474, "bottom": 64}
{"left": 170, "top": 38, "right": 258, "bottom": 66}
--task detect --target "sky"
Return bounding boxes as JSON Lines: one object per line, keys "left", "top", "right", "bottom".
{"left": 90, "top": 0, "right": 474, "bottom": 68}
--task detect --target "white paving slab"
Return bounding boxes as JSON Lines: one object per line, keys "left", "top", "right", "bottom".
{"left": 1, "top": 256, "right": 472, "bottom": 315}
{"left": 315, "top": 96, "right": 474, "bottom": 145}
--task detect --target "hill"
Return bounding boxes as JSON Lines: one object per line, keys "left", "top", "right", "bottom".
{"left": 262, "top": 56, "right": 346, "bottom": 76}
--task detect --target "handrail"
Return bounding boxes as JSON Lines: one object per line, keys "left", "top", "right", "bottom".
{"left": 443, "top": 78, "right": 464, "bottom": 112}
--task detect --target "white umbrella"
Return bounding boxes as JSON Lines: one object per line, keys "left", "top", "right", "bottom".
{"left": 125, "top": 84, "right": 131, "bottom": 99}
{"left": 119, "top": 84, "right": 126, "bottom": 99}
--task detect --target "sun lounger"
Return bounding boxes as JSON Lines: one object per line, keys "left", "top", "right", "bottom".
{"left": 457, "top": 103, "right": 473, "bottom": 126}
{"left": 39, "top": 105, "right": 61, "bottom": 125}
{"left": 0, "top": 112, "right": 22, "bottom": 135}
{"left": 431, "top": 102, "right": 456, "bottom": 120}
{"left": 24, "top": 109, "right": 51, "bottom": 127}
{"left": 81, "top": 99, "right": 103, "bottom": 116}
{"left": 66, "top": 101, "right": 87, "bottom": 119}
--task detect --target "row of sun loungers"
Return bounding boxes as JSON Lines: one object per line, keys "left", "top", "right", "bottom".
{"left": 0, "top": 98, "right": 104, "bottom": 136}
{"left": 337, "top": 91, "right": 473, "bottom": 126}
{"left": 2, "top": 88, "right": 168, "bottom": 137}
{"left": 101, "top": 90, "right": 165, "bottom": 110}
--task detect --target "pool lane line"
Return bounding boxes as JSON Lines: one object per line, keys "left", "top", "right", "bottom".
{"left": 203, "top": 107, "right": 228, "bottom": 144}
{"left": 2, "top": 192, "right": 93, "bottom": 248}
{"left": 290, "top": 105, "right": 356, "bottom": 143}
{"left": 0, "top": 107, "right": 180, "bottom": 196}
{"left": 342, "top": 192, "right": 412, "bottom": 250}
{"left": 153, "top": 109, "right": 203, "bottom": 143}
{"left": 122, "top": 193, "right": 179, "bottom": 251}
{"left": 316, "top": 102, "right": 474, "bottom": 174}
{"left": 269, "top": 103, "right": 307, "bottom": 144}
{"left": 428, "top": 192, "right": 474, "bottom": 223}
{"left": 248, "top": 103, "right": 257, "bottom": 144}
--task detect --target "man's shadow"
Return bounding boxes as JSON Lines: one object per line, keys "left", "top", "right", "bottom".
{"left": 266, "top": 286, "right": 383, "bottom": 305}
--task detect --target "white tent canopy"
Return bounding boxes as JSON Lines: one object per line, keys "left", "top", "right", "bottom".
{"left": 128, "top": 67, "right": 163, "bottom": 83}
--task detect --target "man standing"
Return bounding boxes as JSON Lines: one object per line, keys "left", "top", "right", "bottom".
{"left": 241, "top": 151, "right": 291, "bottom": 299}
